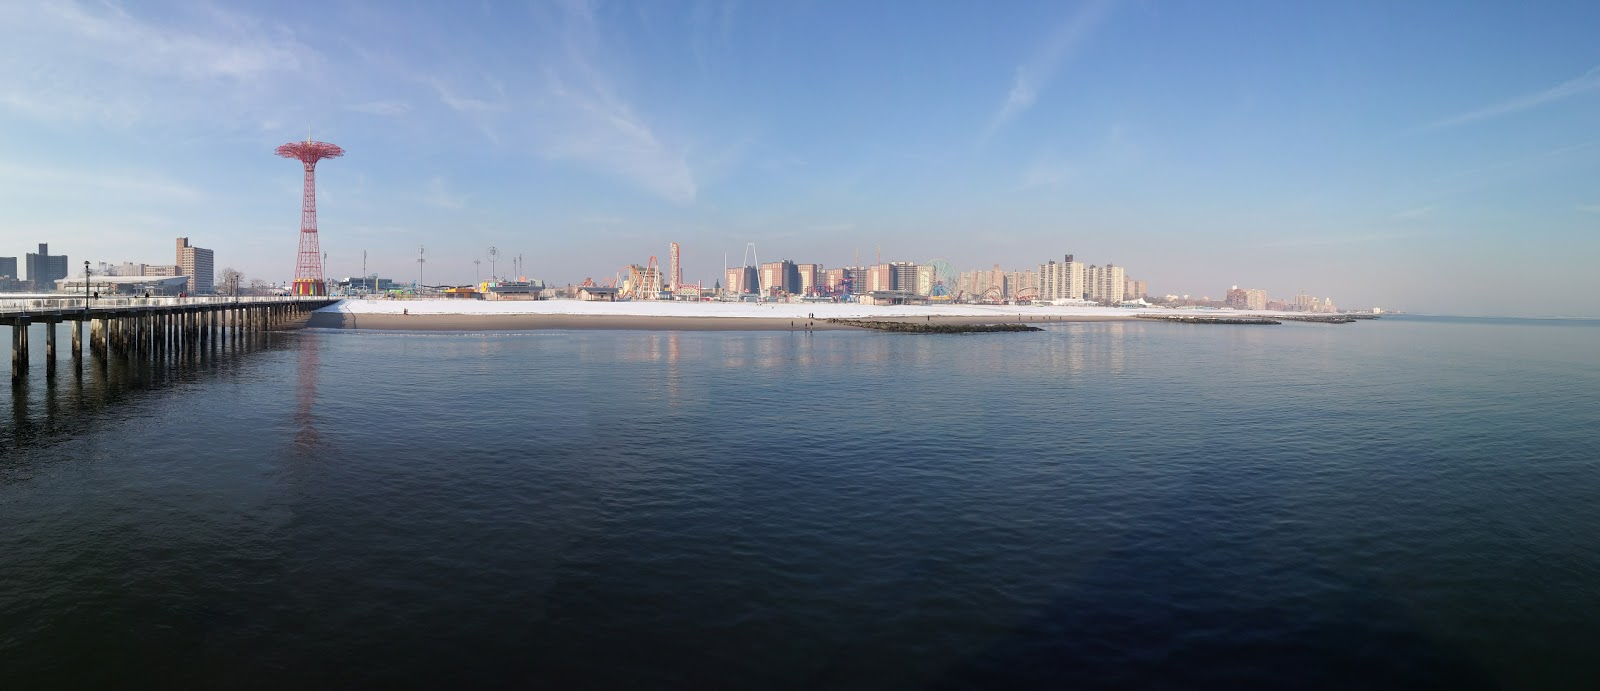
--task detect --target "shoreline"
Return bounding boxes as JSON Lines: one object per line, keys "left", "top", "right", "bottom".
{"left": 305, "top": 311, "right": 1135, "bottom": 332}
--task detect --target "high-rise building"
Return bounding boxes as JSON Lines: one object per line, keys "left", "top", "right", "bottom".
{"left": 1246, "top": 288, "right": 1267, "bottom": 310}
{"left": 725, "top": 266, "right": 758, "bottom": 295}
{"left": 867, "top": 264, "right": 893, "bottom": 292}
{"left": 759, "top": 260, "right": 799, "bottom": 296}
{"left": 1085, "top": 264, "right": 1126, "bottom": 303}
{"left": 842, "top": 266, "right": 869, "bottom": 294}
{"left": 25, "top": 243, "right": 68, "bottom": 290}
{"left": 1037, "top": 254, "right": 1085, "bottom": 302}
{"left": 915, "top": 265, "right": 935, "bottom": 296}
{"left": 1125, "top": 278, "right": 1148, "bottom": 301}
{"left": 1226, "top": 286, "right": 1249, "bottom": 309}
{"left": 888, "top": 261, "right": 918, "bottom": 292}
{"left": 0, "top": 256, "right": 16, "bottom": 280}
{"left": 176, "top": 237, "right": 215, "bottom": 294}
{"left": 1100, "top": 263, "right": 1126, "bottom": 302}
{"left": 668, "top": 242, "right": 682, "bottom": 292}
{"left": 797, "top": 263, "right": 823, "bottom": 295}
{"left": 1006, "top": 270, "right": 1039, "bottom": 298}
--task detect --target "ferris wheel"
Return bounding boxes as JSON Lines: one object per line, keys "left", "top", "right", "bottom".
{"left": 926, "top": 259, "right": 958, "bottom": 300}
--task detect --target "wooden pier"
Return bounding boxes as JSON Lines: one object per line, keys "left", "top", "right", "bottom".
{"left": 3, "top": 296, "right": 335, "bottom": 380}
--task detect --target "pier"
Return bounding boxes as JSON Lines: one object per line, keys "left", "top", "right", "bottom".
{"left": 3, "top": 296, "right": 335, "bottom": 380}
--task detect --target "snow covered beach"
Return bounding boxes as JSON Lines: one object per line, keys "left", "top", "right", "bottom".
{"left": 309, "top": 298, "right": 1295, "bottom": 331}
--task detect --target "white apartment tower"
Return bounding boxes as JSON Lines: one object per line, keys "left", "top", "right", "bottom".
{"left": 1037, "top": 254, "right": 1086, "bottom": 302}
{"left": 1086, "top": 263, "right": 1126, "bottom": 303}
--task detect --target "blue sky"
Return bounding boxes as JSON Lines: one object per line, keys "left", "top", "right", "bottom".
{"left": 1, "top": 1, "right": 1597, "bottom": 314}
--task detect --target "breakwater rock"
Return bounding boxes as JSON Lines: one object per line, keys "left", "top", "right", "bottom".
{"left": 825, "top": 319, "right": 1042, "bottom": 333}
{"left": 1278, "top": 315, "right": 1359, "bottom": 324}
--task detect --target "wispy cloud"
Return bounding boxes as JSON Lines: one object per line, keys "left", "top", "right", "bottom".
{"left": 1022, "top": 157, "right": 1076, "bottom": 189}
{"left": 689, "top": 0, "right": 741, "bottom": 69}
{"left": 347, "top": 100, "right": 413, "bottom": 116}
{"left": 981, "top": 0, "right": 1115, "bottom": 144}
{"left": 1426, "top": 64, "right": 1600, "bottom": 130}
{"left": 0, "top": 163, "right": 200, "bottom": 202}
{"left": 426, "top": 78, "right": 506, "bottom": 114}
{"left": 1392, "top": 205, "right": 1434, "bottom": 220}
{"left": 1577, "top": 204, "right": 1600, "bottom": 214}
{"left": 530, "top": 2, "right": 699, "bottom": 204}
{"left": 0, "top": 1, "right": 313, "bottom": 125}
{"left": 422, "top": 177, "right": 465, "bottom": 209}
{"left": 1263, "top": 230, "right": 1426, "bottom": 249}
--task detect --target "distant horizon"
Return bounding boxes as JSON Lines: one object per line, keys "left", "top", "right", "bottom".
{"left": 2, "top": 1, "right": 1597, "bottom": 316}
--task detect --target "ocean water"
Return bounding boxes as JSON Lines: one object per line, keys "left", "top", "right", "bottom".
{"left": 2, "top": 316, "right": 1598, "bottom": 689}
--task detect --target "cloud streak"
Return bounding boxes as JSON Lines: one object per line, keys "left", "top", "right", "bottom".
{"left": 1426, "top": 64, "right": 1600, "bottom": 130}
{"left": 0, "top": 163, "right": 200, "bottom": 202}
{"left": 981, "top": 0, "right": 1115, "bottom": 144}
{"left": 347, "top": 100, "right": 413, "bottom": 116}
{"left": 0, "top": 1, "right": 315, "bottom": 125}
{"left": 530, "top": 2, "right": 698, "bottom": 204}
{"left": 422, "top": 177, "right": 465, "bottom": 209}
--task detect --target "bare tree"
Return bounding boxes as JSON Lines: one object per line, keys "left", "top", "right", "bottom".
{"left": 218, "top": 267, "right": 244, "bottom": 296}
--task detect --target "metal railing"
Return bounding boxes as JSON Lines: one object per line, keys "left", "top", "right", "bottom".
{"left": 0, "top": 295, "right": 339, "bottom": 315}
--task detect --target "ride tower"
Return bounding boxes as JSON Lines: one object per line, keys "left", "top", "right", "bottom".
{"left": 276, "top": 136, "right": 345, "bottom": 296}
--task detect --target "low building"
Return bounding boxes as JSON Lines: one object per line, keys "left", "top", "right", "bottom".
{"left": 858, "top": 291, "right": 927, "bottom": 306}
{"left": 577, "top": 286, "right": 619, "bottom": 301}
{"left": 56, "top": 274, "right": 190, "bottom": 296}
{"left": 484, "top": 281, "right": 541, "bottom": 301}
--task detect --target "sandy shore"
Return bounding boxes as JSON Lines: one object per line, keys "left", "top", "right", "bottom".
{"left": 305, "top": 311, "right": 1132, "bottom": 331}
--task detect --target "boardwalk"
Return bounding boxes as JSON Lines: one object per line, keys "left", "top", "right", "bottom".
{"left": 3, "top": 296, "right": 336, "bottom": 380}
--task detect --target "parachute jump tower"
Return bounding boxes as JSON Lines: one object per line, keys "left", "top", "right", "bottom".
{"left": 275, "top": 136, "right": 345, "bottom": 296}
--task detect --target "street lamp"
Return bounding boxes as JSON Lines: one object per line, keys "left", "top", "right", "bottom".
{"left": 83, "top": 260, "right": 90, "bottom": 305}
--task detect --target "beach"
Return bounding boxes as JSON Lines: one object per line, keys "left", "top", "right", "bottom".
{"left": 307, "top": 298, "right": 1285, "bottom": 331}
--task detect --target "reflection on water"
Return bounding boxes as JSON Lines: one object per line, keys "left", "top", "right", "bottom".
{"left": 5, "top": 319, "right": 1600, "bottom": 688}
{"left": 1, "top": 324, "right": 292, "bottom": 457}
{"left": 293, "top": 332, "right": 322, "bottom": 454}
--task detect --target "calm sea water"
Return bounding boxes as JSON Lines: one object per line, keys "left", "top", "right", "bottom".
{"left": 3, "top": 316, "right": 1598, "bottom": 689}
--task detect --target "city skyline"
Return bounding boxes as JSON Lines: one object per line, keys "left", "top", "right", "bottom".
{"left": 2, "top": 1, "right": 1598, "bottom": 315}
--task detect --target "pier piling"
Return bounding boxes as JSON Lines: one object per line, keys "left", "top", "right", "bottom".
{"left": 7, "top": 297, "right": 335, "bottom": 382}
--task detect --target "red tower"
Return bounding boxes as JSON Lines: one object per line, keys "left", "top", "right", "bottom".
{"left": 275, "top": 137, "right": 345, "bottom": 296}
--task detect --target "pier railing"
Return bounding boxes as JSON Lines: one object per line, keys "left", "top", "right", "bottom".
{"left": 0, "top": 295, "right": 336, "bottom": 316}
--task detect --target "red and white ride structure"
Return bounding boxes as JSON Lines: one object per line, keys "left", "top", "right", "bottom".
{"left": 275, "top": 137, "right": 345, "bottom": 296}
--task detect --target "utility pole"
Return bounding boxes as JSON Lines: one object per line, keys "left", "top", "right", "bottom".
{"left": 362, "top": 250, "right": 368, "bottom": 295}
{"left": 417, "top": 245, "right": 426, "bottom": 294}
{"left": 474, "top": 259, "right": 481, "bottom": 283}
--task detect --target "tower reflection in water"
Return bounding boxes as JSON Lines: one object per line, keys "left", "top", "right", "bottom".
{"left": 293, "top": 333, "right": 321, "bottom": 454}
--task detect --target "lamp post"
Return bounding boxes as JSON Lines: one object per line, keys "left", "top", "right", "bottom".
{"left": 83, "top": 260, "right": 90, "bottom": 305}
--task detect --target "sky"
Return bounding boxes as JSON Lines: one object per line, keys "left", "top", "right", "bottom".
{"left": 1, "top": 0, "right": 1597, "bottom": 315}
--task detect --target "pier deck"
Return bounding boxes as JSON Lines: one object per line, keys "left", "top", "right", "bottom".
{"left": 2, "top": 296, "right": 335, "bottom": 380}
